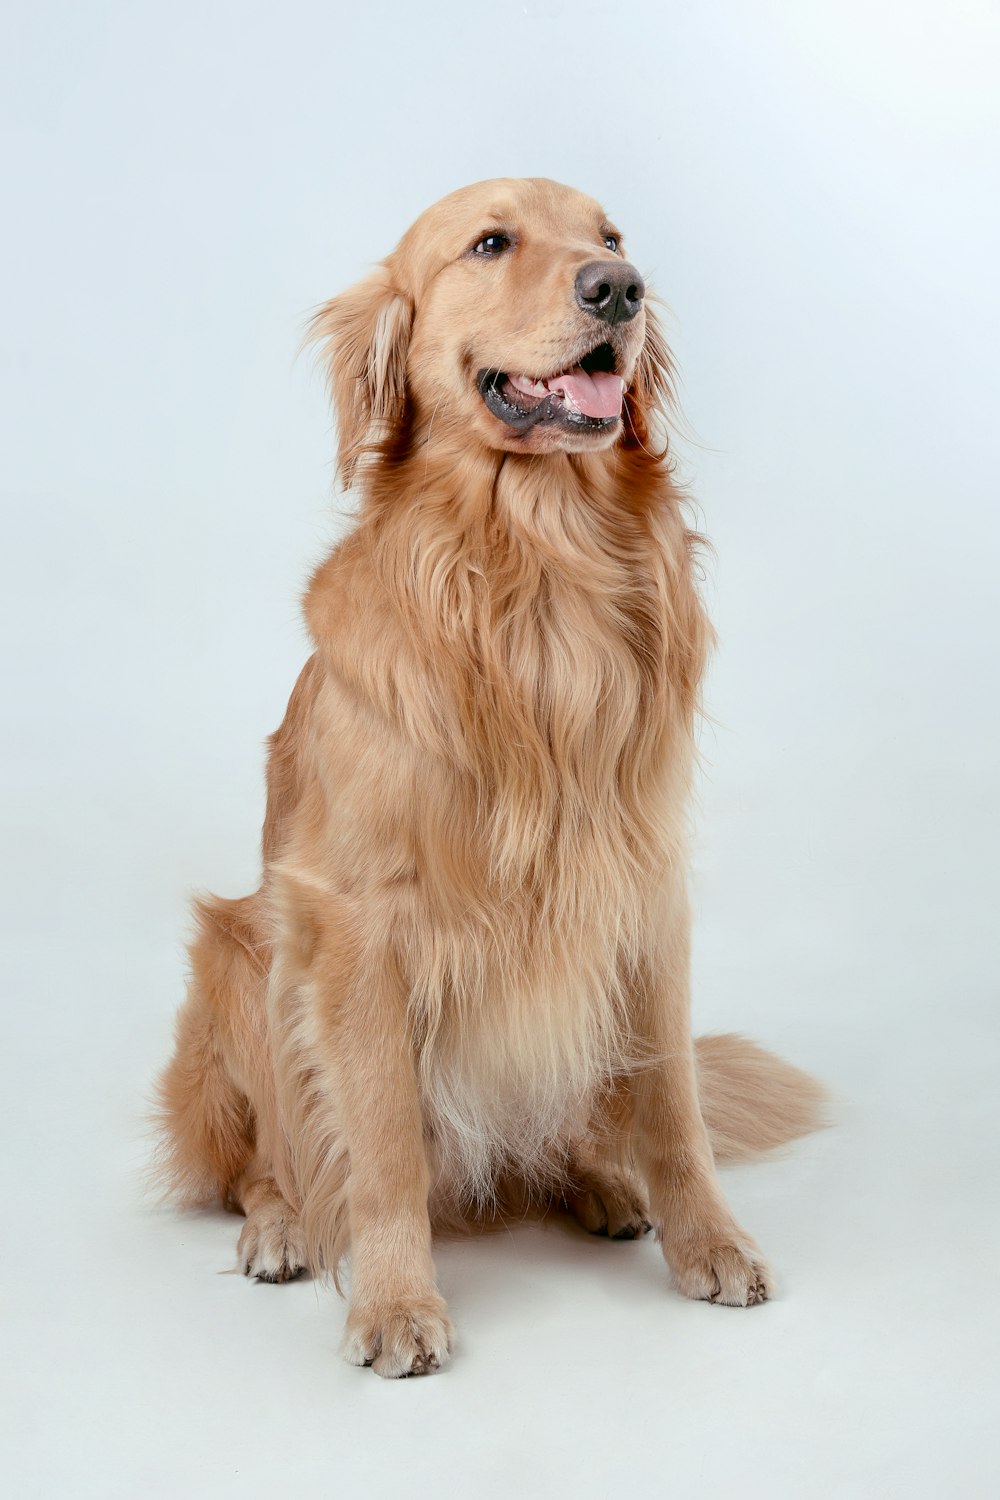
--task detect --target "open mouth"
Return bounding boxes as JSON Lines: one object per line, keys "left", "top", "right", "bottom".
{"left": 476, "top": 342, "right": 626, "bottom": 432}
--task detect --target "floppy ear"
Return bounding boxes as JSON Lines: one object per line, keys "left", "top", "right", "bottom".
{"left": 623, "top": 297, "right": 676, "bottom": 460}
{"left": 306, "top": 266, "right": 413, "bottom": 488}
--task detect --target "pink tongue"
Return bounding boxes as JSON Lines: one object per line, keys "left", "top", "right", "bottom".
{"left": 546, "top": 368, "right": 625, "bottom": 419}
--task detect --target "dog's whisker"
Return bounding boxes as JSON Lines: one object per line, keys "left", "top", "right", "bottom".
{"left": 422, "top": 392, "right": 452, "bottom": 483}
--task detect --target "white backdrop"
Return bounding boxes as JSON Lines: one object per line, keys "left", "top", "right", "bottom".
{"left": 3, "top": 2, "right": 998, "bottom": 1496}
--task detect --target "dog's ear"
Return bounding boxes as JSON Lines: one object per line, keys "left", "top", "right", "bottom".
{"left": 623, "top": 298, "right": 675, "bottom": 459}
{"left": 306, "top": 266, "right": 413, "bottom": 488}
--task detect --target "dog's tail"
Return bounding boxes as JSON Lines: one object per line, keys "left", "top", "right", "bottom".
{"left": 695, "top": 1033, "right": 827, "bottom": 1162}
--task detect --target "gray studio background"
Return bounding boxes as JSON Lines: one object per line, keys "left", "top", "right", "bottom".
{"left": 3, "top": 2, "right": 998, "bottom": 1496}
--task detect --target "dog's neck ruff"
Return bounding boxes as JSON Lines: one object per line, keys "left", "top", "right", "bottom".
{"left": 310, "top": 439, "right": 706, "bottom": 895}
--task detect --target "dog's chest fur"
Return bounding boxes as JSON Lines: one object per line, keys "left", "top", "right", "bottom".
{"left": 304, "top": 456, "right": 703, "bottom": 1204}
{"left": 368, "top": 465, "right": 688, "bottom": 1201}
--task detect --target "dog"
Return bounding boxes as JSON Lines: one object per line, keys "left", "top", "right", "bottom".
{"left": 155, "top": 177, "right": 824, "bottom": 1377}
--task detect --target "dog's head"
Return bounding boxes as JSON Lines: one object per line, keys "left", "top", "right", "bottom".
{"left": 310, "top": 177, "right": 673, "bottom": 485}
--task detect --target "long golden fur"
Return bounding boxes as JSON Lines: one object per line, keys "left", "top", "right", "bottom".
{"left": 155, "top": 178, "right": 824, "bottom": 1377}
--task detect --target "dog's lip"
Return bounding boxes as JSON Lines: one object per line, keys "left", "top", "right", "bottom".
{"left": 477, "top": 370, "right": 623, "bottom": 432}
{"left": 476, "top": 340, "right": 625, "bottom": 432}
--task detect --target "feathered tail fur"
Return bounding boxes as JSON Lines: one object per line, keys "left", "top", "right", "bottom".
{"left": 695, "top": 1033, "right": 826, "bottom": 1162}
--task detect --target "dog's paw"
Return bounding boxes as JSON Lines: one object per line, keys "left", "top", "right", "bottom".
{"left": 565, "top": 1175, "right": 652, "bottom": 1240}
{"left": 341, "top": 1293, "right": 453, "bottom": 1378}
{"left": 665, "top": 1234, "right": 773, "bottom": 1307}
{"left": 237, "top": 1204, "right": 307, "bottom": 1284}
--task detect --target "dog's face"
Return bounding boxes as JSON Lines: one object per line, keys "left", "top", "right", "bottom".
{"left": 312, "top": 177, "right": 671, "bottom": 482}
{"left": 398, "top": 178, "right": 647, "bottom": 456}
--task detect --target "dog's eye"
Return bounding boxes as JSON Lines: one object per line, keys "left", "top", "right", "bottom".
{"left": 604, "top": 234, "right": 620, "bottom": 253}
{"left": 473, "top": 234, "right": 511, "bottom": 256}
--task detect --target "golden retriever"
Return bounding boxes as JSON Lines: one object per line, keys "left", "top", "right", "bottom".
{"left": 155, "top": 177, "right": 824, "bottom": 1377}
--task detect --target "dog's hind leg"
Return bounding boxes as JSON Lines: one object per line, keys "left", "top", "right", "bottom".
{"left": 561, "top": 1084, "right": 651, "bottom": 1240}
{"left": 563, "top": 1151, "right": 651, "bottom": 1240}
{"left": 156, "top": 893, "right": 309, "bottom": 1280}
{"left": 155, "top": 896, "right": 271, "bottom": 1201}
{"left": 232, "top": 1148, "right": 306, "bottom": 1283}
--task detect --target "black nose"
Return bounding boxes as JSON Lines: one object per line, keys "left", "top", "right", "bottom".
{"left": 575, "top": 260, "right": 645, "bottom": 325}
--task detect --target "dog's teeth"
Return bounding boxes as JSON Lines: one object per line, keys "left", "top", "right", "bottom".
{"left": 508, "top": 374, "right": 548, "bottom": 398}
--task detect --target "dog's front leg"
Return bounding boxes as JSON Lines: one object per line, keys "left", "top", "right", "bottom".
{"left": 631, "top": 888, "right": 773, "bottom": 1306}
{"left": 310, "top": 927, "right": 452, "bottom": 1377}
